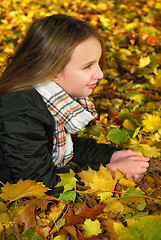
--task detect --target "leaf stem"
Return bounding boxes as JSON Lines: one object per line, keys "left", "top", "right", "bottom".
{"left": 111, "top": 190, "right": 157, "bottom": 200}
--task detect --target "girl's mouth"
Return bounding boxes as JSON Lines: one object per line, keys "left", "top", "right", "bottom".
{"left": 88, "top": 83, "right": 97, "bottom": 89}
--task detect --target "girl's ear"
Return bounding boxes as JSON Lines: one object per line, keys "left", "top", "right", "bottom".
{"left": 52, "top": 73, "right": 61, "bottom": 83}
{"left": 52, "top": 76, "right": 59, "bottom": 83}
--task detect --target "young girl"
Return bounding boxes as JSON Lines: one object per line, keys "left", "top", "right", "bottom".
{"left": 0, "top": 14, "right": 149, "bottom": 193}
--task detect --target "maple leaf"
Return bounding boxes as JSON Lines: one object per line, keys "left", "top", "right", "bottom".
{"left": 0, "top": 179, "right": 50, "bottom": 202}
{"left": 129, "top": 141, "right": 161, "bottom": 158}
{"left": 55, "top": 169, "right": 77, "bottom": 192}
{"left": 82, "top": 219, "right": 102, "bottom": 238}
{"left": 78, "top": 167, "right": 97, "bottom": 187}
{"left": 103, "top": 198, "right": 124, "bottom": 214}
{"left": 90, "top": 173, "right": 117, "bottom": 192}
{"left": 142, "top": 113, "right": 161, "bottom": 132}
{"left": 118, "top": 177, "right": 135, "bottom": 188}
{"left": 78, "top": 165, "right": 117, "bottom": 192}
{"left": 107, "top": 129, "right": 129, "bottom": 144}
{"left": 97, "top": 192, "right": 113, "bottom": 202}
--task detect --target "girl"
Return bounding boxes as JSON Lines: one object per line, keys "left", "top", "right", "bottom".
{"left": 0, "top": 14, "right": 149, "bottom": 193}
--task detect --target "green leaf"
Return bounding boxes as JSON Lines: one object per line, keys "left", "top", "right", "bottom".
{"left": 124, "top": 91, "right": 145, "bottom": 103}
{"left": 137, "top": 203, "right": 146, "bottom": 211}
{"left": 117, "top": 215, "right": 161, "bottom": 240}
{"left": 21, "top": 226, "right": 43, "bottom": 240}
{"left": 120, "top": 187, "right": 145, "bottom": 204}
{"left": 107, "top": 129, "right": 129, "bottom": 144}
{"left": 117, "top": 109, "right": 131, "bottom": 120}
{"left": 59, "top": 190, "right": 77, "bottom": 202}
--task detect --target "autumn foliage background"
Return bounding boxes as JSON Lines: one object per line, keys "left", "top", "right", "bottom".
{"left": 0, "top": 0, "right": 161, "bottom": 239}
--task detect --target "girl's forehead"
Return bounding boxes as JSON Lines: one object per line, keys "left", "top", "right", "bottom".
{"left": 70, "top": 37, "right": 102, "bottom": 61}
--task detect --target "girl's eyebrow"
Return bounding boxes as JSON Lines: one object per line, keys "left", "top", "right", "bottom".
{"left": 82, "top": 60, "right": 96, "bottom": 67}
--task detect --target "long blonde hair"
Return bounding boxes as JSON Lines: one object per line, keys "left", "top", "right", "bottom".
{"left": 0, "top": 14, "right": 105, "bottom": 95}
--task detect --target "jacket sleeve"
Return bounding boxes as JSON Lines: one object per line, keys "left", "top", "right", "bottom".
{"left": 71, "top": 135, "right": 118, "bottom": 169}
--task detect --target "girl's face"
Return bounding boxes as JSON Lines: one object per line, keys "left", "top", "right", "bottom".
{"left": 53, "top": 37, "right": 103, "bottom": 97}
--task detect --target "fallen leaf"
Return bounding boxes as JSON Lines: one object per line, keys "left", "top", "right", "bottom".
{"left": 48, "top": 201, "right": 66, "bottom": 223}
{"left": 55, "top": 169, "right": 77, "bottom": 192}
{"left": 14, "top": 199, "right": 48, "bottom": 239}
{"left": 142, "top": 114, "right": 161, "bottom": 132}
{"left": 64, "top": 225, "right": 78, "bottom": 239}
{"left": 0, "top": 179, "right": 50, "bottom": 202}
{"left": 82, "top": 219, "right": 102, "bottom": 238}
{"left": 139, "top": 56, "right": 151, "bottom": 68}
{"left": 64, "top": 202, "right": 105, "bottom": 225}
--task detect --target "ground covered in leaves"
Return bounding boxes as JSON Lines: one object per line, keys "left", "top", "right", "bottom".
{"left": 0, "top": 0, "right": 161, "bottom": 239}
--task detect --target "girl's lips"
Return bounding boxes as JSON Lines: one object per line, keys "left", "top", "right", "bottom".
{"left": 87, "top": 83, "right": 97, "bottom": 89}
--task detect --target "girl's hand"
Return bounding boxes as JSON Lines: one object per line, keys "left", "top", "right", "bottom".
{"left": 110, "top": 150, "right": 142, "bottom": 163}
{"left": 107, "top": 150, "right": 150, "bottom": 182}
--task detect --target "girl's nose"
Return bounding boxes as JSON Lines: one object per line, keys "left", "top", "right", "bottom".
{"left": 93, "top": 65, "right": 104, "bottom": 80}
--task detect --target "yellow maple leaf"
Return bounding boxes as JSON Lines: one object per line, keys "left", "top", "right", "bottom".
{"left": 78, "top": 165, "right": 117, "bottom": 192}
{"left": 142, "top": 114, "right": 161, "bottom": 133}
{"left": 97, "top": 192, "right": 113, "bottom": 202}
{"left": 0, "top": 179, "right": 50, "bottom": 202}
{"left": 114, "top": 170, "right": 124, "bottom": 181}
{"left": 55, "top": 169, "right": 77, "bottom": 192}
{"left": 129, "top": 142, "right": 160, "bottom": 158}
{"left": 78, "top": 167, "right": 96, "bottom": 187}
{"left": 119, "top": 177, "right": 135, "bottom": 188}
{"left": 104, "top": 198, "right": 124, "bottom": 214}
{"left": 90, "top": 173, "right": 117, "bottom": 192}
{"left": 99, "top": 165, "right": 113, "bottom": 179}
{"left": 82, "top": 219, "right": 102, "bottom": 238}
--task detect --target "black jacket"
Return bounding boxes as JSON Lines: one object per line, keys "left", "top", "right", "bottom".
{"left": 0, "top": 89, "right": 118, "bottom": 193}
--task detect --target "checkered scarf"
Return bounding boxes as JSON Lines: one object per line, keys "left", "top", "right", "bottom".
{"left": 35, "top": 81, "right": 97, "bottom": 167}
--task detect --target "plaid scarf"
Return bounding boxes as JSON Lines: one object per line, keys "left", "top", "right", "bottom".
{"left": 35, "top": 81, "right": 97, "bottom": 167}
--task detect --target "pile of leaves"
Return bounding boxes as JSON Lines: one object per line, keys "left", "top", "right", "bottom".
{"left": 0, "top": 166, "right": 160, "bottom": 239}
{"left": 0, "top": 0, "right": 161, "bottom": 239}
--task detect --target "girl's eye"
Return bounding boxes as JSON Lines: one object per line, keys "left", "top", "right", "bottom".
{"left": 84, "top": 64, "right": 92, "bottom": 69}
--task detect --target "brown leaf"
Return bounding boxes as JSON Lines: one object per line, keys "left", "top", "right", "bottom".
{"left": 64, "top": 202, "right": 106, "bottom": 225}
{"left": 14, "top": 199, "right": 48, "bottom": 238}
{"left": 64, "top": 225, "right": 78, "bottom": 239}
{"left": 153, "top": 172, "right": 161, "bottom": 187}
